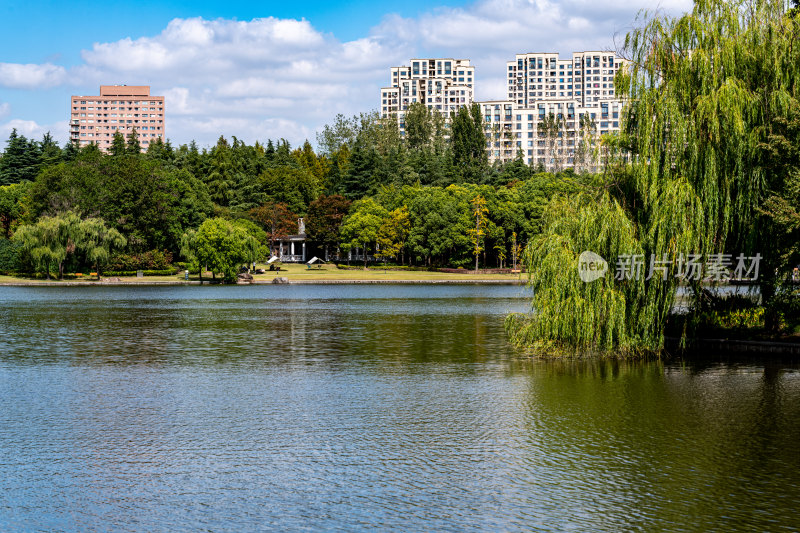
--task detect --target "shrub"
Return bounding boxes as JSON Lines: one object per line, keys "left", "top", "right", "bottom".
{"left": 767, "top": 289, "right": 800, "bottom": 331}
{"left": 102, "top": 269, "right": 176, "bottom": 276}
{"left": 695, "top": 308, "right": 765, "bottom": 330}
{"left": 0, "top": 238, "right": 22, "bottom": 273}
{"left": 109, "top": 249, "right": 173, "bottom": 271}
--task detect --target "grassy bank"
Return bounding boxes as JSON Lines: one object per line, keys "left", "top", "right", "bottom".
{"left": 0, "top": 263, "right": 524, "bottom": 285}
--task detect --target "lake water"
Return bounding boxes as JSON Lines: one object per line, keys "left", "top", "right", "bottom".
{"left": 1, "top": 285, "right": 798, "bottom": 532}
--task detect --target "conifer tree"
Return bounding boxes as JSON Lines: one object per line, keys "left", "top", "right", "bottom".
{"left": 125, "top": 128, "right": 141, "bottom": 154}
{"left": 109, "top": 131, "right": 127, "bottom": 156}
{"left": 0, "top": 129, "right": 40, "bottom": 185}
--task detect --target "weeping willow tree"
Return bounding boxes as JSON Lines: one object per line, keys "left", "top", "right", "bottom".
{"left": 507, "top": 0, "right": 800, "bottom": 356}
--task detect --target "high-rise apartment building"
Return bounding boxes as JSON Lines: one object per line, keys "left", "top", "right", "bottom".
{"left": 379, "top": 51, "right": 626, "bottom": 170}
{"left": 69, "top": 85, "right": 165, "bottom": 151}
{"left": 506, "top": 51, "right": 621, "bottom": 108}
{"left": 380, "top": 58, "right": 475, "bottom": 135}
{"left": 489, "top": 51, "right": 625, "bottom": 169}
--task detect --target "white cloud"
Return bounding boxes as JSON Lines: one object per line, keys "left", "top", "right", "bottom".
{"left": 0, "top": 119, "right": 68, "bottom": 144}
{"left": 3, "top": 0, "right": 694, "bottom": 148}
{"left": 0, "top": 63, "right": 67, "bottom": 89}
{"left": 68, "top": 16, "right": 404, "bottom": 147}
{"left": 0, "top": 103, "right": 10, "bottom": 120}
{"left": 368, "top": 0, "right": 694, "bottom": 101}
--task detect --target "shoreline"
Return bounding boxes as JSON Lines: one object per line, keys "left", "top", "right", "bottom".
{"left": 0, "top": 279, "right": 525, "bottom": 286}
{"left": 665, "top": 336, "right": 800, "bottom": 357}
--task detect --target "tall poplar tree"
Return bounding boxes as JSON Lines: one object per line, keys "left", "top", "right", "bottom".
{"left": 452, "top": 103, "right": 488, "bottom": 183}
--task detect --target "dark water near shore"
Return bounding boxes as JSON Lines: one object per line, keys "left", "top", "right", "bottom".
{"left": 1, "top": 285, "right": 798, "bottom": 532}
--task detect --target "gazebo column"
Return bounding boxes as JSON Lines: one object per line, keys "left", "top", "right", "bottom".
{"left": 302, "top": 242, "right": 306, "bottom": 261}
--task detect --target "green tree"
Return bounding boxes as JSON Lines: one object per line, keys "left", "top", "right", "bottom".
{"left": 452, "top": 103, "right": 488, "bottom": 182}
{"left": 126, "top": 128, "right": 142, "bottom": 154}
{"left": 755, "top": 100, "right": 800, "bottom": 326}
{"left": 340, "top": 138, "right": 380, "bottom": 199}
{"left": 0, "top": 238, "right": 22, "bottom": 272}
{"left": 38, "top": 132, "right": 62, "bottom": 168}
{"left": 29, "top": 156, "right": 213, "bottom": 254}
{"left": 12, "top": 211, "right": 124, "bottom": 279}
{"left": 469, "top": 195, "right": 489, "bottom": 272}
{"left": 325, "top": 144, "right": 351, "bottom": 195}
{"left": 205, "top": 136, "right": 234, "bottom": 207}
{"left": 145, "top": 137, "right": 175, "bottom": 164}
{"left": 760, "top": 171, "right": 800, "bottom": 272}
{"left": 182, "top": 217, "right": 260, "bottom": 282}
{"left": 306, "top": 194, "right": 351, "bottom": 258}
{"left": 293, "top": 140, "right": 329, "bottom": 186}
{"left": 0, "top": 181, "right": 31, "bottom": 238}
{"left": 13, "top": 213, "right": 74, "bottom": 279}
{"left": 0, "top": 129, "right": 40, "bottom": 185}
{"left": 258, "top": 165, "right": 320, "bottom": 215}
{"left": 407, "top": 185, "right": 472, "bottom": 266}
{"left": 496, "top": 151, "right": 532, "bottom": 186}
{"left": 110, "top": 131, "right": 127, "bottom": 156}
{"left": 231, "top": 218, "right": 269, "bottom": 263}
{"left": 376, "top": 206, "right": 411, "bottom": 264}
{"left": 77, "top": 217, "right": 127, "bottom": 279}
{"left": 316, "top": 113, "right": 358, "bottom": 156}
{"left": 339, "top": 198, "right": 388, "bottom": 268}
{"left": 405, "top": 102, "right": 435, "bottom": 150}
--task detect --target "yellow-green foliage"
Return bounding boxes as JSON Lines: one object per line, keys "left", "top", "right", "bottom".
{"left": 696, "top": 308, "right": 765, "bottom": 330}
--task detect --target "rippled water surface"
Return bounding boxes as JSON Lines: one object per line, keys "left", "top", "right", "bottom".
{"left": 1, "top": 285, "right": 798, "bottom": 532}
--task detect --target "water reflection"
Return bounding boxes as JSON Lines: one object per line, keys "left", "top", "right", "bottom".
{"left": 0, "top": 286, "right": 798, "bottom": 531}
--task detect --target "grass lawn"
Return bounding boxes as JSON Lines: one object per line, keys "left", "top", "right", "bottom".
{"left": 0, "top": 264, "right": 525, "bottom": 284}
{"left": 251, "top": 263, "right": 523, "bottom": 282}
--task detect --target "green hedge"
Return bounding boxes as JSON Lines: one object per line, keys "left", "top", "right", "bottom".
{"left": 102, "top": 269, "right": 177, "bottom": 276}
{"left": 335, "top": 264, "right": 434, "bottom": 271}
{"left": 108, "top": 250, "right": 173, "bottom": 271}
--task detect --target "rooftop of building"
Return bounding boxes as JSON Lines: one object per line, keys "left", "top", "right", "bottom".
{"left": 72, "top": 86, "right": 159, "bottom": 98}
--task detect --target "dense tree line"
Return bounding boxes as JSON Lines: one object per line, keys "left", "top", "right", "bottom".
{"left": 0, "top": 112, "right": 583, "bottom": 278}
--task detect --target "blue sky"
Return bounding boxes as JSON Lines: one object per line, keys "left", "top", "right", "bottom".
{"left": 0, "top": 0, "right": 691, "bottom": 149}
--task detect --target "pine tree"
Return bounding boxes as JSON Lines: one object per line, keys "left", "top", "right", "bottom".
{"left": 110, "top": 131, "right": 127, "bottom": 156}
{"left": 0, "top": 129, "right": 40, "bottom": 185}
{"left": 341, "top": 138, "right": 378, "bottom": 199}
{"left": 62, "top": 141, "right": 80, "bottom": 162}
{"left": 38, "top": 132, "right": 62, "bottom": 168}
{"left": 125, "top": 128, "right": 141, "bottom": 154}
